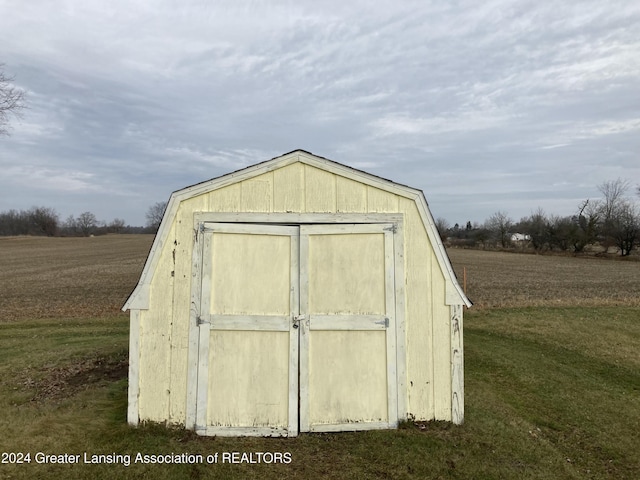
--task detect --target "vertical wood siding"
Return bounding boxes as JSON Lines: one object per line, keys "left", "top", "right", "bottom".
{"left": 274, "top": 162, "right": 304, "bottom": 212}
{"left": 207, "top": 183, "right": 241, "bottom": 212}
{"left": 241, "top": 175, "right": 273, "bottom": 212}
{"left": 136, "top": 160, "right": 458, "bottom": 425}
{"left": 138, "top": 221, "right": 176, "bottom": 421}
{"left": 398, "top": 198, "right": 434, "bottom": 420}
{"left": 336, "top": 176, "right": 367, "bottom": 212}
{"left": 169, "top": 197, "right": 207, "bottom": 422}
{"left": 304, "top": 165, "right": 336, "bottom": 212}
{"left": 431, "top": 261, "right": 452, "bottom": 420}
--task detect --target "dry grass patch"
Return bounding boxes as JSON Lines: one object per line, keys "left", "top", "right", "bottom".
{"left": 448, "top": 248, "right": 640, "bottom": 308}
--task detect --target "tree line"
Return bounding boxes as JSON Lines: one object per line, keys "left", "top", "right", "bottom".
{"left": 2, "top": 178, "right": 638, "bottom": 256}
{"left": 438, "top": 179, "right": 640, "bottom": 256}
{"left": 0, "top": 202, "right": 166, "bottom": 237}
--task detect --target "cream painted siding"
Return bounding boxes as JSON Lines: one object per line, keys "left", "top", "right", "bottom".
{"left": 137, "top": 220, "right": 175, "bottom": 422}
{"left": 125, "top": 150, "right": 469, "bottom": 434}
{"left": 398, "top": 198, "right": 433, "bottom": 419}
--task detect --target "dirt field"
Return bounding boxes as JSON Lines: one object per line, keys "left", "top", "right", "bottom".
{"left": 1, "top": 235, "right": 639, "bottom": 321}
{"left": 0, "top": 235, "right": 153, "bottom": 322}
{"left": 448, "top": 248, "right": 640, "bottom": 308}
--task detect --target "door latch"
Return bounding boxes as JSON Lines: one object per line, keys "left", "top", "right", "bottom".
{"left": 292, "top": 314, "right": 306, "bottom": 329}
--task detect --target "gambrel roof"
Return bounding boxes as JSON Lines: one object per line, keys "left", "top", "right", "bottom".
{"left": 123, "top": 150, "right": 471, "bottom": 310}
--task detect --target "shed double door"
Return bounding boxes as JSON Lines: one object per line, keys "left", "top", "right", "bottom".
{"left": 194, "top": 222, "right": 397, "bottom": 436}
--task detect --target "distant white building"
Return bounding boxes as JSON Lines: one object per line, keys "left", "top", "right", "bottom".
{"left": 510, "top": 233, "right": 531, "bottom": 243}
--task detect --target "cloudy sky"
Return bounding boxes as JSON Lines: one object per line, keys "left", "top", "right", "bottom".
{"left": 1, "top": 0, "right": 639, "bottom": 227}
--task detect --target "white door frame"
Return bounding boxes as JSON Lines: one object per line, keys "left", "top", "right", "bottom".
{"left": 186, "top": 213, "right": 406, "bottom": 436}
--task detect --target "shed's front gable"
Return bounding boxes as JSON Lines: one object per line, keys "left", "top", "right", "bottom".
{"left": 124, "top": 150, "right": 469, "bottom": 311}
{"left": 124, "top": 150, "right": 468, "bottom": 435}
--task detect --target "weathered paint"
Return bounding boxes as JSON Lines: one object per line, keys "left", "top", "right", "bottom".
{"left": 309, "top": 330, "right": 388, "bottom": 425}
{"left": 451, "top": 304, "right": 464, "bottom": 424}
{"left": 301, "top": 226, "right": 397, "bottom": 431}
{"left": 137, "top": 220, "right": 175, "bottom": 422}
{"left": 398, "top": 197, "right": 434, "bottom": 420}
{"left": 169, "top": 196, "right": 206, "bottom": 423}
{"left": 126, "top": 150, "right": 468, "bottom": 431}
{"left": 127, "top": 309, "right": 140, "bottom": 425}
{"left": 192, "top": 224, "right": 299, "bottom": 435}
{"left": 208, "top": 330, "right": 290, "bottom": 427}
{"left": 210, "top": 233, "right": 290, "bottom": 315}
{"left": 308, "top": 233, "right": 385, "bottom": 315}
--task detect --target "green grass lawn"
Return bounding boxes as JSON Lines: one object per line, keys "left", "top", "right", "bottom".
{"left": 1, "top": 307, "right": 638, "bottom": 479}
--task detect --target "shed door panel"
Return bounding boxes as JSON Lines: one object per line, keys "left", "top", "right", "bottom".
{"left": 196, "top": 223, "right": 299, "bottom": 437}
{"left": 300, "top": 224, "right": 397, "bottom": 432}
{"left": 194, "top": 221, "right": 398, "bottom": 436}
{"left": 207, "top": 330, "right": 289, "bottom": 429}
{"left": 210, "top": 232, "right": 291, "bottom": 315}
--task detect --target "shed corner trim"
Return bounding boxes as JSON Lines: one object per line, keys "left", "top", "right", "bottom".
{"left": 122, "top": 284, "right": 150, "bottom": 311}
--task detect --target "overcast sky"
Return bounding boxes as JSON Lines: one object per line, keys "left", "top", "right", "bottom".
{"left": 1, "top": 0, "right": 639, "bottom": 227}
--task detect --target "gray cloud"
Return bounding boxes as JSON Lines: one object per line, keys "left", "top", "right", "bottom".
{"left": 1, "top": 0, "right": 639, "bottom": 226}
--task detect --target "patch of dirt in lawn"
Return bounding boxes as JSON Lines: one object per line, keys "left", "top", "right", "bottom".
{"left": 19, "top": 352, "right": 128, "bottom": 402}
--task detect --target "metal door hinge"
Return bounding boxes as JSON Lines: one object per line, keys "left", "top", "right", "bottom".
{"left": 375, "top": 317, "right": 390, "bottom": 328}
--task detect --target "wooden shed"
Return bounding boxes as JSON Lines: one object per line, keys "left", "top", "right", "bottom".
{"left": 123, "top": 150, "right": 471, "bottom": 437}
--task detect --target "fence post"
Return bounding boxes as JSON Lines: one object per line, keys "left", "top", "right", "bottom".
{"left": 463, "top": 267, "right": 467, "bottom": 296}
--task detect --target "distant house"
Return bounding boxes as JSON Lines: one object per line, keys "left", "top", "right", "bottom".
{"left": 510, "top": 233, "right": 531, "bottom": 243}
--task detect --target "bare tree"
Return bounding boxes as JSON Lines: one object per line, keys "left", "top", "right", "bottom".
{"left": 109, "top": 218, "right": 126, "bottom": 233}
{"left": 518, "top": 208, "right": 549, "bottom": 251}
{"left": 472, "top": 226, "right": 491, "bottom": 249}
{"left": 0, "top": 64, "right": 26, "bottom": 136}
{"left": 0, "top": 209, "right": 27, "bottom": 235}
{"left": 435, "top": 217, "right": 450, "bottom": 242}
{"left": 77, "top": 211, "right": 97, "bottom": 236}
{"left": 29, "top": 206, "right": 59, "bottom": 236}
{"left": 548, "top": 214, "right": 574, "bottom": 251}
{"left": 608, "top": 202, "right": 640, "bottom": 256}
{"left": 0, "top": 207, "right": 58, "bottom": 236}
{"left": 596, "top": 179, "right": 640, "bottom": 255}
{"left": 62, "top": 214, "right": 77, "bottom": 236}
{"left": 598, "top": 178, "right": 629, "bottom": 224}
{"left": 571, "top": 199, "right": 600, "bottom": 252}
{"left": 146, "top": 201, "right": 167, "bottom": 232}
{"left": 485, "top": 211, "right": 513, "bottom": 248}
